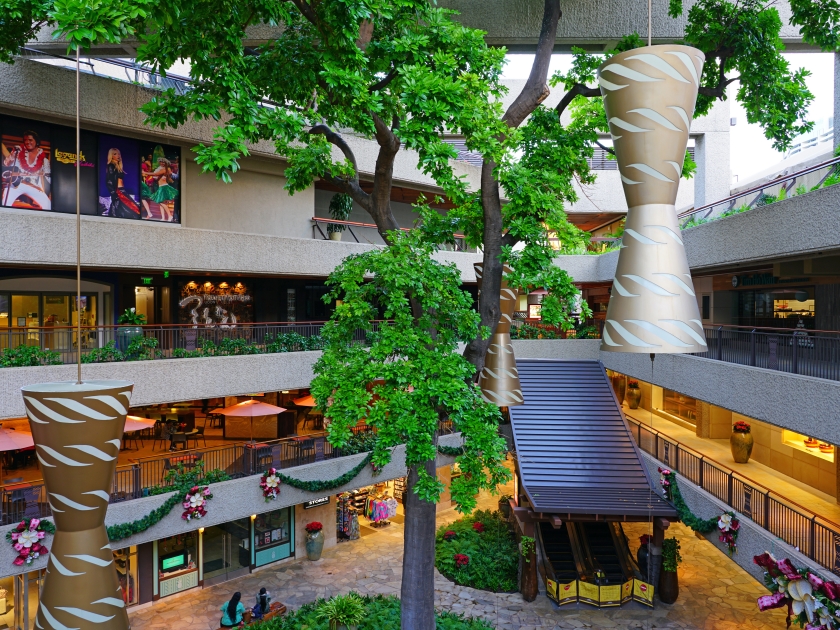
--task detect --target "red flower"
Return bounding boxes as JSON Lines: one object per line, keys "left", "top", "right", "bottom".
{"left": 305, "top": 522, "right": 323, "bottom": 534}
{"left": 16, "top": 522, "right": 26, "bottom": 532}
{"left": 443, "top": 530, "right": 457, "bottom": 541}
{"left": 776, "top": 558, "right": 800, "bottom": 580}
{"left": 822, "top": 580, "right": 840, "bottom": 601}
{"left": 12, "top": 557, "right": 24, "bottom": 566}
{"left": 754, "top": 553, "right": 780, "bottom": 577}
{"left": 757, "top": 592, "right": 787, "bottom": 611}
{"left": 639, "top": 534, "right": 651, "bottom": 545}
{"left": 454, "top": 554, "right": 469, "bottom": 567}
{"left": 472, "top": 522, "right": 485, "bottom": 533}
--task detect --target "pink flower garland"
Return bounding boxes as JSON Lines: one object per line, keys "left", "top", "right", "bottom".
{"left": 182, "top": 486, "right": 212, "bottom": 521}
{"left": 718, "top": 512, "right": 740, "bottom": 555}
{"left": 260, "top": 468, "right": 281, "bottom": 502}
{"left": 6, "top": 518, "right": 54, "bottom": 566}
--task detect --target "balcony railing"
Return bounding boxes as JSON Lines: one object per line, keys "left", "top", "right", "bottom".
{"left": 679, "top": 155, "right": 840, "bottom": 228}
{"left": 311, "top": 217, "right": 467, "bottom": 251}
{"left": 696, "top": 324, "right": 840, "bottom": 382}
{"left": 627, "top": 416, "right": 840, "bottom": 576}
{"left": 0, "top": 421, "right": 454, "bottom": 526}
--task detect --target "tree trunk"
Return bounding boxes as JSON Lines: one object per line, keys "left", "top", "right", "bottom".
{"left": 400, "top": 460, "right": 438, "bottom": 630}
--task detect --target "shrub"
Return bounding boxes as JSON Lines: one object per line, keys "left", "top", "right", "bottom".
{"left": 0, "top": 345, "right": 61, "bottom": 367}
{"left": 435, "top": 509, "right": 518, "bottom": 593}
{"left": 315, "top": 593, "right": 365, "bottom": 628}
{"left": 82, "top": 336, "right": 161, "bottom": 363}
{"left": 510, "top": 323, "right": 563, "bottom": 340}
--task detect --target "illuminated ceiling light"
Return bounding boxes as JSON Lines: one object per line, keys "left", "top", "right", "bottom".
{"left": 597, "top": 45, "right": 707, "bottom": 355}
{"left": 219, "top": 282, "right": 229, "bottom": 289}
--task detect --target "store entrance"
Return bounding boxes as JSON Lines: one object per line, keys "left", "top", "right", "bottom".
{"left": 134, "top": 287, "right": 156, "bottom": 324}
{"left": 337, "top": 479, "right": 405, "bottom": 542}
{"left": 202, "top": 519, "right": 251, "bottom": 587}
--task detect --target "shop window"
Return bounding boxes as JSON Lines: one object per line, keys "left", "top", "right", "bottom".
{"left": 114, "top": 546, "right": 139, "bottom": 607}
{"left": 782, "top": 430, "right": 835, "bottom": 463}
{"left": 660, "top": 389, "right": 697, "bottom": 426}
{"left": 701, "top": 294, "right": 710, "bottom": 320}
{"left": 254, "top": 507, "right": 293, "bottom": 567}
{"left": 157, "top": 533, "right": 198, "bottom": 598}
{"left": 286, "top": 288, "right": 296, "bottom": 322}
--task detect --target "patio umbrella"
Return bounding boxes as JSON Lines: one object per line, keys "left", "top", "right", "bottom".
{"left": 0, "top": 426, "right": 35, "bottom": 484}
{"left": 292, "top": 394, "right": 316, "bottom": 407}
{"left": 124, "top": 416, "right": 156, "bottom": 432}
{"left": 217, "top": 400, "right": 287, "bottom": 443}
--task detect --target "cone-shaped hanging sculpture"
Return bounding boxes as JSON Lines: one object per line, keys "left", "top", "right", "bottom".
{"left": 21, "top": 380, "right": 133, "bottom": 630}
{"left": 475, "top": 264, "right": 523, "bottom": 406}
{"left": 597, "top": 45, "right": 709, "bottom": 353}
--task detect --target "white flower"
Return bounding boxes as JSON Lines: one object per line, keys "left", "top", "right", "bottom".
{"left": 718, "top": 514, "right": 733, "bottom": 532}
{"left": 788, "top": 578, "right": 816, "bottom": 623}
{"left": 189, "top": 494, "right": 204, "bottom": 509}
{"left": 814, "top": 600, "right": 833, "bottom": 628}
{"left": 18, "top": 530, "right": 38, "bottom": 548}
{"left": 264, "top": 475, "right": 279, "bottom": 489}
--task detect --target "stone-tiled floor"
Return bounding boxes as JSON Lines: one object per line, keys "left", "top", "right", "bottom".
{"left": 129, "top": 486, "right": 787, "bottom": 630}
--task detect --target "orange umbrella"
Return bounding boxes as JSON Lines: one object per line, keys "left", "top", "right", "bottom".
{"left": 0, "top": 427, "right": 34, "bottom": 484}
{"left": 292, "top": 394, "right": 316, "bottom": 407}
{"left": 217, "top": 400, "right": 287, "bottom": 442}
{"left": 125, "top": 416, "right": 156, "bottom": 432}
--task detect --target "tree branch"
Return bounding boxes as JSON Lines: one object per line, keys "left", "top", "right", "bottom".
{"left": 595, "top": 140, "right": 614, "bottom": 156}
{"left": 287, "top": 0, "right": 318, "bottom": 26}
{"left": 308, "top": 124, "right": 370, "bottom": 207}
{"left": 555, "top": 83, "right": 601, "bottom": 119}
{"left": 369, "top": 66, "right": 398, "bottom": 93}
{"left": 502, "top": 0, "right": 561, "bottom": 127}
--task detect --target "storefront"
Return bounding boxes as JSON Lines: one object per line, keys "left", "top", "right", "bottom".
{"left": 254, "top": 508, "right": 294, "bottom": 567}
{"left": 336, "top": 478, "right": 407, "bottom": 542}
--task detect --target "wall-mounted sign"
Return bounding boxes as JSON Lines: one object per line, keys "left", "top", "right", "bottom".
{"left": 178, "top": 280, "right": 253, "bottom": 327}
{"left": 303, "top": 497, "right": 330, "bottom": 510}
{"left": 141, "top": 277, "right": 153, "bottom": 285}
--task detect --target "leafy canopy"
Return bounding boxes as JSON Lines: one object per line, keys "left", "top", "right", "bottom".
{"left": 309, "top": 227, "right": 509, "bottom": 511}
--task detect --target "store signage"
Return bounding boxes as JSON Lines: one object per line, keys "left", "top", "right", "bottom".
{"left": 303, "top": 497, "right": 330, "bottom": 509}
{"left": 141, "top": 277, "right": 153, "bottom": 285}
{"left": 733, "top": 273, "right": 811, "bottom": 287}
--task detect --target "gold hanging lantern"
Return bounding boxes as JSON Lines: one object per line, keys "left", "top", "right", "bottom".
{"left": 475, "top": 264, "right": 523, "bottom": 406}
{"left": 21, "top": 380, "right": 133, "bottom": 630}
{"left": 597, "top": 45, "right": 708, "bottom": 353}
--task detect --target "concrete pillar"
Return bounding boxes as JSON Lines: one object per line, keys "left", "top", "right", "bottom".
{"left": 694, "top": 131, "right": 731, "bottom": 209}
{"left": 835, "top": 53, "right": 840, "bottom": 151}
{"left": 649, "top": 518, "right": 670, "bottom": 592}
{"left": 696, "top": 401, "right": 711, "bottom": 438}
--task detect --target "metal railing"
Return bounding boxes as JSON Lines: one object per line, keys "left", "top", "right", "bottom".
{"left": 679, "top": 155, "right": 840, "bottom": 227}
{"left": 627, "top": 416, "right": 840, "bottom": 575}
{"left": 0, "top": 421, "right": 454, "bottom": 525}
{"left": 311, "top": 217, "right": 467, "bottom": 251}
{"left": 0, "top": 320, "right": 383, "bottom": 366}
{"left": 696, "top": 324, "right": 840, "bottom": 382}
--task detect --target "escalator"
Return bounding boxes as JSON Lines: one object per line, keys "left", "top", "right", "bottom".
{"left": 578, "top": 522, "right": 628, "bottom": 585}
{"left": 539, "top": 522, "right": 579, "bottom": 583}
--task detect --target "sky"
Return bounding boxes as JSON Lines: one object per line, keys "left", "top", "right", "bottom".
{"left": 501, "top": 53, "right": 835, "bottom": 183}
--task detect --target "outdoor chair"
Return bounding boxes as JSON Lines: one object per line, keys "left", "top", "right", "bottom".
{"left": 122, "top": 432, "right": 140, "bottom": 450}
{"left": 170, "top": 433, "right": 187, "bottom": 451}
{"left": 297, "top": 439, "right": 315, "bottom": 463}
{"left": 153, "top": 423, "right": 170, "bottom": 451}
{"left": 186, "top": 426, "right": 206, "bottom": 449}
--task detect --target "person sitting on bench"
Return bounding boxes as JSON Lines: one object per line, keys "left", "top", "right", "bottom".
{"left": 252, "top": 587, "right": 271, "bottom": 619}
{"left": 220, "top": 592, "right": 245, "bottom": 628}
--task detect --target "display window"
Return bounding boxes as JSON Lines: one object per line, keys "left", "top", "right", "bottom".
{"left": 0, "top": 292, "right": 97, "bottom": 351}
{"left": 337, "top": 480, "right": 403, "bottom": 542}
{"left": 157, "top": 532, "right": 199, "bottom": 598}
{"left": 113, "top": 546, "right": 139, "bottom": 606}
{"left": 254, "top": 507, "right": 294, "bottom": 567}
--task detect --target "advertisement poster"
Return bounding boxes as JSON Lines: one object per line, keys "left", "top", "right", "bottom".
{"left": 178, "top": 280, "right": 253, "bottom": 326}
{"left": 0, "top": 117, "right": 52, "bottom": 211}
{"left": 51, "top": 126, "right": 98, "bottom": 215}
{"left": 621, "top": 579, "right": 634, "bottom": 604}
{"left": 545, "top": 578, "right": 558, "bottom": 603}
{"left": 139, "top": 141, "right": 181, "bottom": 222}
{"left": 599, "top": 584, "right": 621, "bottom": 607}
{"left": 577, "top": 580, "right": 599, "bottom": 606}
{"left": 557, "top": 580, "right": 577, "bottom": 605}
{"left": 632, "top": 579, "right": 655, "bottom": 607}
{"left": 98, "top": 134, "right": 141, "bottom": 219}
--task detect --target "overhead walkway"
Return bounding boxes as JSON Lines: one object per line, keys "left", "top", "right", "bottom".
{"left": 509, "top": 359, "right": 676, "bottom": 607}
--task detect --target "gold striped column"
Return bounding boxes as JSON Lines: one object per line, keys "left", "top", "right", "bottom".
{"left": 597, "top": 45, "right": 708, "bottom": 354}
{"left": 475, "top": 264, "right": 523, "bottom": 406}
{"left": 21, "top": 380, "right": 133, "bottom": 630}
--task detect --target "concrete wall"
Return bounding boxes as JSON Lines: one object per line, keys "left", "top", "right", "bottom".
{"left": 0, "top": 437, "right": 461, "bottom": 578}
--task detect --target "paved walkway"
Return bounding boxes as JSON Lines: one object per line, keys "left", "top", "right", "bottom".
{"left": 129, "top": 485, "right": 786, "bottom": 630}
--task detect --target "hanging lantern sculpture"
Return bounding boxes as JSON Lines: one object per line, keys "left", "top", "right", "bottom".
{"left": 475, "top": 263, "right": 523, "bottom": 406}
{"left": 597, "top": 45, "right": 708, "bottom": 354}
{"left": 22, "top": 380, "right": 133, "bottom": 630}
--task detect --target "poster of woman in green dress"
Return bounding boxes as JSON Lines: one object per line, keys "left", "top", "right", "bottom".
{"left": 140, "top": 142, "right": 180, "bottom": 222}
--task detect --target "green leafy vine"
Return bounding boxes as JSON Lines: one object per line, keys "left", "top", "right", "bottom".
{"left": 275, "top": 453, "right": 374, "bottom": 493}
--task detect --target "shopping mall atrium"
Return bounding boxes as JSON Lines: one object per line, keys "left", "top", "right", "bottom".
{"left": 0, "top": 1, "right": 838, "bottom": 629}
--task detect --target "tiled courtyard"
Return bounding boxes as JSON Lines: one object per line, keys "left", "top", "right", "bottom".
{"left": 129, "top": 486, "right": 786, "bottom": 630}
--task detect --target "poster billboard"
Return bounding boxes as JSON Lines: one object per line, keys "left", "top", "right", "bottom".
{"left": 51, "top": 126, "right": 98, "bottom": 215}
{"left": 139, "top": 141, "right": 181, "bottom": 222}
{"left": 0, "top": 118, "right": 52, "bottom": 211}
{"left": 98, "top": 134, "right": 141, "bottom": 219}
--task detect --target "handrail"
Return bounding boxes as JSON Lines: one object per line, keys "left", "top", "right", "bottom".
{"left": 703, "top": 323, "right": 839, "bottom": 335}
{"left": 311, "top": 217, "right": 466, "bottom": 239}
{"left": 626, "top": 415, "right": 840, "bottom": 531}
{"left": 679, "top": 155, "right": 840, "bottom": 219}
{"left": 2, "top": 320, "right": 333, "bottom": 332}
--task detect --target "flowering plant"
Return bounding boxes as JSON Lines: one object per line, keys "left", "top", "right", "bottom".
{"left": 754, "top": 552, "right": 840, "bottom": 629}
{"left": 454, "top": 553, "right": 469, "bottom": 568}
{"left": 182, "top": 486, "right": 212, "bottom": 521}
{"left": 472, "top": 522, "right": 485, "bottom": 533}
{"left": 6, "top": 518, "right": 54, "bottom": 566}
{"left": 628, "top": 380, "right": 640, "bottom": 389}
{"left": 658, "top": 467, "right": 673, "bottom": 499}
{"left": 443, "top": 530, "right": 457, "bottom": 542}
{"left": 639, "top": 534, "right": 651, "bottom": 545}
{"left": 718, "top": 512, "right": 740, "bottom": 555}
{"left": 260, "top": 468, "right": 281, "bottom": 502}
{"left": 305, "top": 522, "right": 323, "bottom": 535}
{"left": 733, "top": 420, "right": 751, "bottom": 433}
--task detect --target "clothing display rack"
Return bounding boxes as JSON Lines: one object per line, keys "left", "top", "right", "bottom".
{"left": 336, "top": 492, "right": 360, "bottom": 541}
{"left": 364, "top": 493, "right": 398, "bottom": 528}
{"left": 393, "top": 477, "right": 407, "bottom": 502}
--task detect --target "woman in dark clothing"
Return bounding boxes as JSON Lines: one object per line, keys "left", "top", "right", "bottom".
{"left": 105, "top": 148, "right": 140, "bottom": 219}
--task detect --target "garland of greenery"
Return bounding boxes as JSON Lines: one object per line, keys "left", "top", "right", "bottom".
{"left": 660, "top": 469, "right": 718, "bottom": 533}
{"left": 275, "top": 453, "right": 374, "bottom": 492}
{"left": 107, "top": 493, "right": 184, "bottom": 542}
{"left": 437, "top": 444, "right": 464, "bottom": 456}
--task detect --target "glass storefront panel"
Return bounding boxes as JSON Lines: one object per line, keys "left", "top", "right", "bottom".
{"left": 202, "top": 519, "right": 251, "bottom": 586}
{"left": 157, "top": 533, "right": 199, "bottom": 598}
{"left": 254, "top": 507, "right": 293, "bottom": 567}
{"left": 10, "top": 295, "right": 39, "bottom": 348}
{"left": 114, "top": 546, "right": 139, "bottom": 607}
{"left": 738, "top": 287, "right": 815, "bottom": 330}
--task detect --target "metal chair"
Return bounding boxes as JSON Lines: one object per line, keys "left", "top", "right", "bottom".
{"left": 122, "top": 432, "right": 140, "bottom": 450}
{"left": 153, "top": 422, "right": 170, "bottom": 450}
{"left": 170, "top": 433, "right": 187, "bottom": 451}
{"left": 19, "top": 487, "right": 42, "bottom": 520}
{"left": 186, "top": 426, "right": 206, "bottom": 449}
{"left": 297, "top": 439, "right": 315, "bottom": 463}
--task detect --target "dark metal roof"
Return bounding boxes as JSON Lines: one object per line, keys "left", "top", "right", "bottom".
{"left": 510, "top": 359, "right": 676, "bottom": 519}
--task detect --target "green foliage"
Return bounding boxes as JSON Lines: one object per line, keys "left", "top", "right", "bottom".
{"left": 82, "top": 336, "right": 160, "bottom": 362}
{"left": 662, "top": 537, "right": 683, "bottom": 572}
{"left": 171, "top": 333, "right": 325, "bottom": 359}
{"left": 510, "top": 323, "right": 563, "bottom": 340}
{"left": 337, "top": 430, "right": 378, "bottom": 457}
{"left": 276, "top": 453, "right": 374, "bottom": 493}
{"left": 660, "top": 470, "right": 718, "bottom": 534}
{"left": 327, "top": 193, "right": 354, "bottom": 234}
{"left": 0, "top": 345, "right": 61, "bottom": 367}
{"left": 574, "top": 325, "right": 601, "bottom": 339}
{"left": 82, "top": 340, "right": 124, "bottom": 364}
{"left": 520, "top": 535, "right": 535, "bottom": 559}
{"left": 0, "top": 0, "right": 53, "bottom": 63}
{"left": 437, "top": 444, "right": 465, "bottom": 457}
{"left": 117, "top": 308, "right": 146, "bottom": 325}
{"left": 435, "top": 510, "right": 518, "bottom": 593}
{"left": 107, "top": 462, "right": 230, "bottom": 542}
{"left": 311, "top": 233, "right": 510, "bottom": 511}
{"left": 315, "top": 593, "right": 366, "bottom": 627}
{"left": 251, "top": 594, "right": 495, "bottom": 630}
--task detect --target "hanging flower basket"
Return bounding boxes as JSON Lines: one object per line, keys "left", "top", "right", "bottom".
{"left": 182, "top": 486, "right": 212, "bottom": 521}
{"left": 717, "top": 512, "right": 740, "bottom": 556}
{"left": 260, "top": 468, "right": 281, "bottom": 502}
{"left": 6, "top": 518, "right": 54, "bottom": 566}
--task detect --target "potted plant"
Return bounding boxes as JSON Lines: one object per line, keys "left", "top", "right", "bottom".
{"left": 626, "top": 380, "right": 642, "bottom": 409}
{"left": 637, "top": 534, "right": 651, "bottom": 576}
{"left": 315, "top": 593, "right": 365, "bottom": 630}
{"left": 327, "top": 193, "right": 353, "bottom": 241}
{"left": 116, "top": 308, "right": 146, "bottom": 351}
{"left": 498, "top": 494, "right": 513, "bottom": 518}
{"left": 659, "top": 537, "right": 682, "bottom": 604}
{"left": 730, "top": 420, "right": 754, "bottom": 463}
{"left": 305, "top": 521, "right": 325, "bottom": 561}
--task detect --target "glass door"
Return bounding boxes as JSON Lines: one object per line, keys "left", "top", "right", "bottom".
{"left": 10, "top": 295, "right": 39, "bottom": 349}
{"left": 13, "top": 570, "right": 43, "bottom": 630}
{"left": 202, "top": 519, "right": 251, "bottom": 586}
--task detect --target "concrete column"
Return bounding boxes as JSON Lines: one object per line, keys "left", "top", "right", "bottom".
{"left": 650, "top": 518, "right": 670, "bottom": 592}
{"left": 694, "top": 131, "right": 731, "bottom": 209}
{"left": 835, "top": 53, "right": 840, "bottom": 151}
{"left": 696, "top": 401, "right": 711, "bottom": 438}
